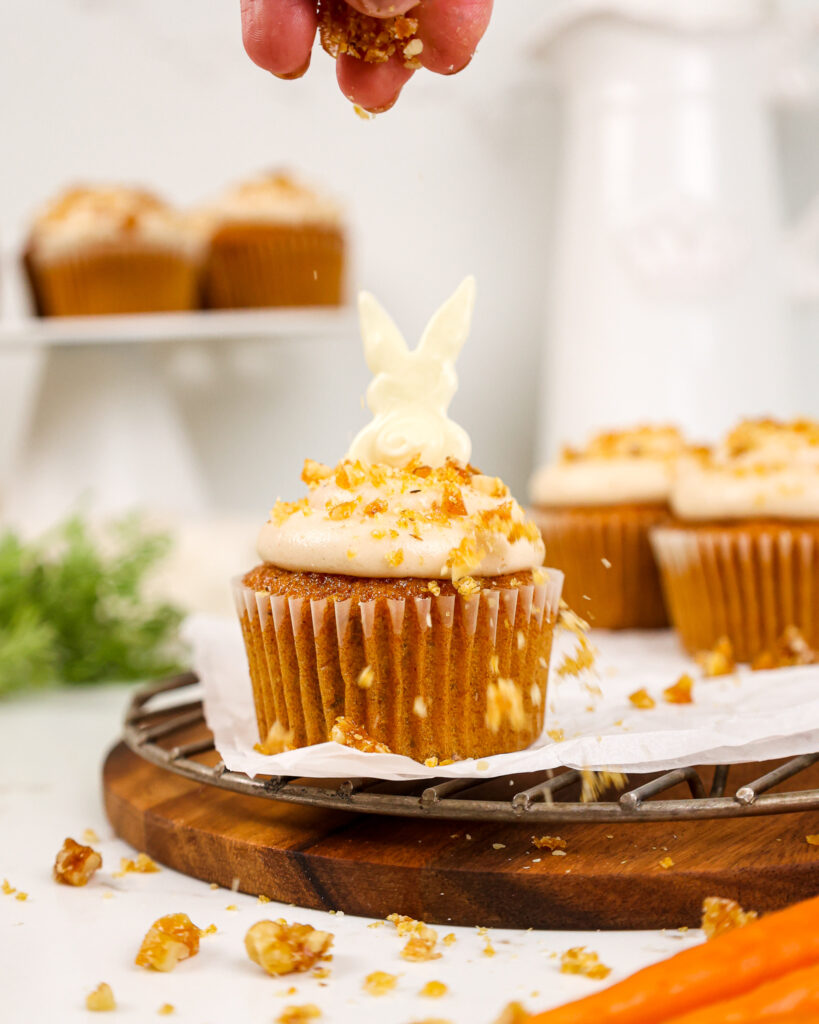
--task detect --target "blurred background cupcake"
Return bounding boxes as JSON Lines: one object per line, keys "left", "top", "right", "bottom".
{"left": 652, "top": 419, "right": 819, "bottom": 663}
{"left": 23, "top": 185, "right": 203, "bottom": 316}
{"left": 529, "top": 425, "right": 692, "bottom": 629}
{"left": 199, "top": 171, "right": 346, "bottom": 309}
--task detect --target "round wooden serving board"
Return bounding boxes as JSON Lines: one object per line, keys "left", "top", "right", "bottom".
{"left": 104, "top": 743, "right": 819, "bottom": 930}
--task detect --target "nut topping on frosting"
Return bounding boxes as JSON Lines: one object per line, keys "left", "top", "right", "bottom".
{"left": 530, "top": 425, "right": 693, "bottom": 508}
{"left": 671, "top": 418, "right": 819, "bottom": 521}
{"left": 259, "top": 456, "right": 544, "bottom": 580}
{"left": 348, "top": 277, "right": 475, "bottom": 469}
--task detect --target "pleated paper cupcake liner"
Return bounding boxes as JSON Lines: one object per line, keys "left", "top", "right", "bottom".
{"left": 204, "top": 224, "right": 344, "bottom": 309}
{"left": 234, "top": 571, "right": 563, "bottom": 763}
{"left": 532, "top": 505, "right": 669, "bottom": 629}
{"left": 651, "top": 523, "right": 819, "bottom": 663}
{"left": 24, "top": 245, "right": 201, "bottom": 316}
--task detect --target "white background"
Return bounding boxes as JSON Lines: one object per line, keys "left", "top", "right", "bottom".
{"left": 0, "top": 0, "right": 817, "bottom": 515}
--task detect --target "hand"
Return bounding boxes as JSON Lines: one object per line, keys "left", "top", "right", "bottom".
{"left": 241, "top": 0, "right": 494, "bottom": 113}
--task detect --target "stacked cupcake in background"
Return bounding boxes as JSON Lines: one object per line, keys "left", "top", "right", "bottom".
{"left": 652, "top": 419, "right": 819, "bottom": 664}
{"left": 528, "top": 426, "right": 693, "bottom": 630}
{"left": 23, "top": 172, "right": 346, "bottom": 317}
{"left": 24, "top": 186, "right": 203, "bottom": 316}
{"left": 235, "top": 279, "right": 564, "bottom": 762}
{"left": 199, "top": 172, "right": 345, "bottom": 309}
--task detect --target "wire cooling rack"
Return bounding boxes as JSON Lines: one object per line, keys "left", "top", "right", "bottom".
{"left": 122, "top": 672, "right": 819, "bottom": 824}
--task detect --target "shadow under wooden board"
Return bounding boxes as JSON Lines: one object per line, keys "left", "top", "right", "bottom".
{"left": 103, "top": 742, "right": 819, "bottom": 930}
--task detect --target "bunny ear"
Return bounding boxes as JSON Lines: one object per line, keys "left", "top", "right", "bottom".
{"left": 358, "top": 291, "right": 408, "bottom": 374}
{"left": 417, "top": 276, "right": 476, "bottom": 364}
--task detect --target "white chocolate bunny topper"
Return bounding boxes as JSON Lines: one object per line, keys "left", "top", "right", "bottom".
{"left": 347, "top": 277, "right": 476, "bottom": 468}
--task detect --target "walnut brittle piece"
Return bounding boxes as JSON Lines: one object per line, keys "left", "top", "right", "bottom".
{"left": 559, "top": 947, "right": 611, "bottom": 980}
{"left": 663, "top": 674, "right": 694, "bottom": 704}
{"left": 628, "top": 688, "right": 656, "bottom": 710}
{"left": 331, "top": 717, "right": 391, "bottom": 754}
{"left": 532, "top": 835, "right": 567, "bottom": 852}
{"left": 135, "top": 913, "right": 201, "bottom": 971}
{"left": 277, "top": 1006, "right": 322, "bottom": 1024}
{"left": 54, "top": 837, "right": 102, "bottom": 886}
{"left": 319, "top": 0, "right": 419, "bottom": 65}
{"left": 696, "top": 636, "right": 735, "bottom": 677}
{"left": 701, "top": 896, "right": 757, "bottom": 940}
{"left": 85, "top": 982, "right": 116, "bottom": 1012}
{"left": 363, "top": 971, "right": 398, "bottom": 996}
{"left": 245, "top": 919, "right": 333, "bottom": 977}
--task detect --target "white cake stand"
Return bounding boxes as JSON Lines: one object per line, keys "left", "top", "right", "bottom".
{"left": 0, "top": 306, "right": 356, "bottom": 532}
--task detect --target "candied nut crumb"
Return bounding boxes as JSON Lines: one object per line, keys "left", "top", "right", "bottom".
{"left": 752, "top": 626, "right": 818, "bottom": 670}
{"left": 424, "top": 756, "right": 439, "bottom": 768}
{"left": 601, "top": 558, "right": 612, "bottom": 569}
{"left": 15, "top": 890, "right": 28, "bottom": 901}
{"left": 456, "top": 576, "right": 481, "bottom": 597}
{"left": 559, "top": 947, "right": 611, "bottom": 980}
{"left": 532, "top": 835, "right": 567, "bottom": 852}
{"left": 427, "top": 581, "right": 441, "bottom": 597}
{"left": 54, "top": 837, "right": 102, "bottom": 887}
{"left": 364, "top": 497, "right": 388, "bottom": 517}
{"left": 659, "top": 856, "right": 674, "bottom": 869}
{"left": 629, "top": 688, "right": 656, "bottom": 710}
{"left": 2, "top": 878, "right": 15, "bottom": 895}
{"left": 199, "top": 923, "right": 217, "bottom": 936}
{"left": 357, "top": 665, "right": 375, "bottom": 690}
{"left": 558, "top": 601, "right": 590, "bottom": 635}
{"left": 701, "top": 897, "right": 758, "bottom": 940}
{"left": 327, "top": 498, "right": 359, "bottom": 521}
{"left": 443, "top": 933, "right": 456, "bottom": 945}
{"left": 663, "top": 674, "right": 694, "bottom": 704}
{"left": 82, "top": 828, "right": 100, "bottom": 844}
{"left": 254, "top": 721, "right": 296, "bottom": 755}
{"left": 86, "top": 982, "right": 116, "bottom": 1012}
{"left": 258, "top": 894, "right": 271, "bottom": 903}
{"left": 136, "top": 913, "right": 200, "bottom": 972}
{"left": 331, "top": 717, "right": 391, "bottom": 753}
{"left": 486, "top": 678, "right": 526, "bottom": 733}
{"left": 363, "top": 970, "right": 398, "bottom": 995}
{"left": 277, "top": 1006, "right": 322, "bottom": 1024}
{"left": 494, "top": 1004, "right": 529, "bottom": 1024}
{"left": 245, "top": 919, "right": 333, "bottom": 976}
{"left": 301, "top": 459, "right": 333, "bottom": 488}
{"left": 158, "top": 1005, "right": 175, "bottom": 1016}
{"left": 547, "top": 727, "right": 565, "bottom": 742}
{"left": 420, "top": 981, "right": 448, "bottom": 998}
{"left": 386, "top": 548, "right": 405, "bottom": 567}
{"left": 319, "top": 0, "right": 418, "bottom": 64}
{"left": 696, "top": 636, "right": 735, "bottom": 677}
{"left": 115, "top": 852, "right": 160, "bottom": 877}
{"left": 413, "top": 695, "right": 428, "bottom": 718}
{"left": 482, "top": 937, "right": 496, "bottom": 957}
{"left": 312, "top": 965, "right": 331, "bottom": 979}
{"left": 557, "top": 634, "right": 596, "bottom": 677}
{"left": 401, "top": 925, "right": 441, "bottom": 962}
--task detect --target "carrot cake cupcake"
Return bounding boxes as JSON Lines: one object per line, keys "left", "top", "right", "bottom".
{"left": 235, "top": 278, "right": 562, "bottom": 762}
{"left": 652, "top": 418, "right": 819, "bottom": 663}
{"left": 24, "top": 185, "right": 202, "bottom": 316}
{"left": 200, "top": 171, "right": 345, "bottom": 309}
{"left": 529, "top": 426, "right": 692, "bottom": 629}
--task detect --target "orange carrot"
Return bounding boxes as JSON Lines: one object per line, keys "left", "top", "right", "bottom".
{"left": 526, "top": 894, "right": 819, "bottom": 1024}
{"left": 662, "top": 963, "right": 819, "bottom": 1023}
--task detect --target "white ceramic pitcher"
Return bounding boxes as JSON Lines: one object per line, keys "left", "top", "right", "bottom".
{"left": 534, "top": 0, "right": 819, "bottom": 458}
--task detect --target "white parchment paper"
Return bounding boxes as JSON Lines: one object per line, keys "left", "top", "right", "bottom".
{"left": 185, "top": 615, "right": 819, "bottom": 781}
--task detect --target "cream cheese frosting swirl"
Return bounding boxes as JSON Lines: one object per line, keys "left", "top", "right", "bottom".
{"left": 530, "top": 425, "right": 690, "bottom": 507}
{"left": 257, "top": 457, "right": 545, "bottom": 579}
{"left": 671, "top": 419, "right": 819, "bottom": 521}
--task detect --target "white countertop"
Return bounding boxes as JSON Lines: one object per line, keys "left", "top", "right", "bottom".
{"left": 0, "top": 684, "right": 702, "bottom": 1024}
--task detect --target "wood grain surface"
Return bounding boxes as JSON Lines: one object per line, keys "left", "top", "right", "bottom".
{"left": 103, "top": 742, "right": 819, "bottom": 930}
